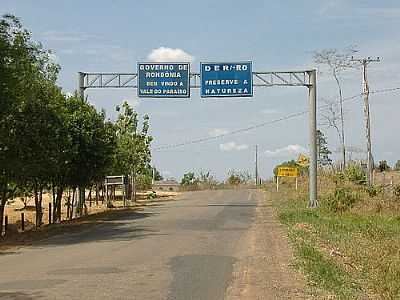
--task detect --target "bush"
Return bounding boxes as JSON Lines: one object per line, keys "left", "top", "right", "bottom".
{"left": 323, "top": 187, "right": 360, "bottom": 212}
{"left": 394, "top": 185, "right": 400, "bottom": 199}
{"left": 365, "top": 185, "right": 382, "bottom": 198}
{"left": 147, "top": 191, "right": 157, "bottom": 199}
{"left": 344, "top": 164, "right": 366, "bottom": 185}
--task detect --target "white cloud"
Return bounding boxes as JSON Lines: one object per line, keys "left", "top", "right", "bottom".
{"left": 219, "top": 142, "right": 249, "bottom": 152}
{"left": 264, "top": 144, "right": 307, "bottom": 158}
{"left": 147, "top": 47, "right": 194, "bottom": 63}
{"left": 208, "top": 128, "right": 229, "bottom": 137}
{"left": 260, "top": 108, "right": 278, "bottom": 115}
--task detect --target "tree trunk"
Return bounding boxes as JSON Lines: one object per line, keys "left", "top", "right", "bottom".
{"left": 88, "top": 186, "right": 92, "bottom": 207}
{"left": 71, "top": 187, "right": 76, "bottom": 220}
{"left": 34, "top": 185, "right": 44, "bottom": 228}
{"left": 53, "top": 186, "right": 63, "bottom": 223}
{"left": 95, "top": 184, "right": 99, "bottom": 206}
{"left": 0, "top": 200, "right": 6, "bottom": 238}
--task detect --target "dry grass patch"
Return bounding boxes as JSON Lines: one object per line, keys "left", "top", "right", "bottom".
{"left": 268, "top": 175, "right": 400, "bottom": 299}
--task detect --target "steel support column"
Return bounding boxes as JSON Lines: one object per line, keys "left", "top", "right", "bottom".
{"left": 78, "top": 72, "right": 85, "bottom": 100}
{"left": 308, "top": 70, "right": 318, "bottom": 208}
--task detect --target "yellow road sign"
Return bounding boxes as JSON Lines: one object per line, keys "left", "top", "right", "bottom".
{"left": 277, "top": 167, "right": 299, "bottom": 177}
{"left": 297, "top": 153, "right": 310, "bottom": 167}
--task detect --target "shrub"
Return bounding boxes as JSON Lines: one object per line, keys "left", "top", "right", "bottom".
{"left": 365, "top": 185, "right": 382, "bottom": 198}
{"left": 344, "top": 164, "right": 366, "bottom": 185}
{"left": 323, "top": 187, "right": 360, "bottom": 212}
{"left": 378, "top": 160, "right": 390, "bottom": 172}
{"left": 394, "top": 185, "right": 400, "bottom": 199}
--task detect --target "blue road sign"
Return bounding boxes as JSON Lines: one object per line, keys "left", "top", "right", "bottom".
{"left": 138, "top": 62, "right": 190, "bottom": 98}
{"left": 200, "top": 62, "right": 253, "bottom": 98}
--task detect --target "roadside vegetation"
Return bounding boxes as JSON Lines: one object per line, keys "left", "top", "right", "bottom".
{"left": 0, "top": 15, "right": 158, "bottom": 238}
{"left": 179, "top": 169, "right": 254, "bottom": 191}
{"left": 269, "top": 164, "right": 400, "bottom": 299}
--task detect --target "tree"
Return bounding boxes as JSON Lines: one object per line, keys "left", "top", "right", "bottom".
{"left": 181, "top": 172, "right": 197, "bottom": 186}
{"left": 63, "top": 95, "right": 115, "bottom": 215}
{"left": 0, "top": 14, "right": 61, "bottom": 232}
{"left": 153, "top": 168, "right": 163, "bottom": 181}
{"left": 394, "top": 160, "right": 400, "bottom": 171}
{"left": 226, "top": 170, "right": 252, "bottom": 185}
{"left": 113, "top": 101, "right": 152, "bottom": 203}
{"left": 314, "top": 46, "right": 357, "bottom": 169}
{"left": 377, "top": 160, "right": 390, "bottom": 172}
{"left": 317, "top": 130, "right": 332, "bottom": 167}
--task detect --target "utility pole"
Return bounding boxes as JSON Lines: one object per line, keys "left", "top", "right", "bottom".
{"left": 255, "top": 145, "right": 258, "bottom": 186}
{"left": 351, "top": 57, "right": 380, "bottom": 185}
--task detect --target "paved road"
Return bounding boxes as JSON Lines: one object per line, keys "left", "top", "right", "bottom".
{"left": 0, "top": 189, "right": 259, "bottom": 300}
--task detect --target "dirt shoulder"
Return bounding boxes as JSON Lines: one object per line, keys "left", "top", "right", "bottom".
{"left": 226, "top": 190, "right": 307, "bottom": 300}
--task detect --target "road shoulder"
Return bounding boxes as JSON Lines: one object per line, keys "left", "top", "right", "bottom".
{"left": 225, "top": 189, "right": 307, "bottom": 300}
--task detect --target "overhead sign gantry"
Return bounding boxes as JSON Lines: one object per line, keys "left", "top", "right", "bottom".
{"left": 77, "top": 62, "right": 318, "bottom": 208}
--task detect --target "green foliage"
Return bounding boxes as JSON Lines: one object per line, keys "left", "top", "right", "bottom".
{"left": 113, "top": 101, "right": 152, "bottom": 176}
{"left": 378, "top": 160, "right": 390, "bottom": 172}
{"left": 153, "top": 168, "right": 163, "bottom": 181}
{"left": 317, "top": 129, "right": 332, "bottom": 166}
{"left": 181, "top": 172, "right": 197, "bottom": 186}
{"left": 394, "top": 185, "right": 400, "bottom": 199}
{"left": 226, "top": 169, "right": 251, "bottom": 185}
{"left": 147, "top": 191, "right": 157, "bottom": 199}
{"left": 394, "top": 160, "right": 400, "bottom": 171}
{"left": 323, "top": 187, "right": 359, "bottom": 212}
{"left": 296, "top": 241, "right": 355, "bottom": 298}
{"left": 273, "top": 186, "right": 400, "bottom": 299}
{"left": 364, "top": 185, "right": 382, "bottom": 198}
{"left": 0, "top": 15, "right": 119, "bottom": 225}
{"left": 136, "top": 174, "right": 152, "bottom": 190}
{"left": 344, "top": 164, "right": 366, "bottom": 185}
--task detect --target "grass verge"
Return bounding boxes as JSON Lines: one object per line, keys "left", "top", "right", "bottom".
{"left": 268, "top": 181, "right": 400, "bottom": 299}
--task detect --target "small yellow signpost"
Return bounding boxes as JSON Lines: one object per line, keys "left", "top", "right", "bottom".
{"left": 277, "top": 167, "right": 299, "bottom": 177}
{"left": 276, "top": 167, "right": 299, "bottom": 191}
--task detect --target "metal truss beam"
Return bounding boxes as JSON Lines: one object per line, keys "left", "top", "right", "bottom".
{"left": 77, "top": 68, "right": 317, "bottom": 209}
{"left": 80, "top": 71, "right": 312, "bottom": 90}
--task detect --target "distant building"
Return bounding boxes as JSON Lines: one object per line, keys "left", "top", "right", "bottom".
{"left": 153, "top": 180, "right": 180, "bottom": 192}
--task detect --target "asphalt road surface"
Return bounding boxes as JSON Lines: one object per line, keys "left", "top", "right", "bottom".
{"left": 0, "top": 189, "right": 260, "bottom": 300}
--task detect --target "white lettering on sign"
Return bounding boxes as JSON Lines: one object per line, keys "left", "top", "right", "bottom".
{"left": 140, "top": 89, "right": 187, "bottom": 95}
{"left": 139, "top": 64, "right": 175, "bottom": 71}
{"left": 204, "top": 88, "right": 249, "bottom": 95}
{"left": 203, "top": 64, "right": 249, "bottom": 72}
{"left": 145, "top": 72, "right": 182, "bottom": 78}
{"left": 204, "top": 79, "right": 239, "bottom": 85}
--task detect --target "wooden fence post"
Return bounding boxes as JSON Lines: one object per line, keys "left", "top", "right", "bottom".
{"left": 4, "top": 215, "right": 8, "bottom": 236}
{"left": 49, "top": 202, "right": 52, "bottom": 224}
{"left": 21, "top": 213, "right": 25, "bottom": 232}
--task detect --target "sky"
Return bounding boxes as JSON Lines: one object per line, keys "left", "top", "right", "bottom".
{"left": 1, "top": 0, "right": 399, "bottom": 181}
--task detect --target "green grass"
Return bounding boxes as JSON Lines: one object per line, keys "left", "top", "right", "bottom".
{"left": 269, "top": 185, "right": 400, "bottom": 299}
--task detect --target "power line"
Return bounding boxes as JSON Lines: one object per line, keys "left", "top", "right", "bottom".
{"left": 152, "top": 86, "right": 400, "bottom": 151}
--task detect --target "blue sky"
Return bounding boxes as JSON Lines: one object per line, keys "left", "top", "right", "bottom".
{"left": 1, "top": 0, "right": 399, "bottom": 180}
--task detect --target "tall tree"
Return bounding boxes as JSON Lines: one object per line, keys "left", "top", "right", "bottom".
{"left": 113, "top": 101, "right": 152, "bottom": 204}
{"left": 0, "top": 14, "right": 59, "bottom": 232}
{"left": 63, "top": 95, "right": 115, "bottom": 216}
{"left": 314, "top": 47, "right": 357, "bottom": 169}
